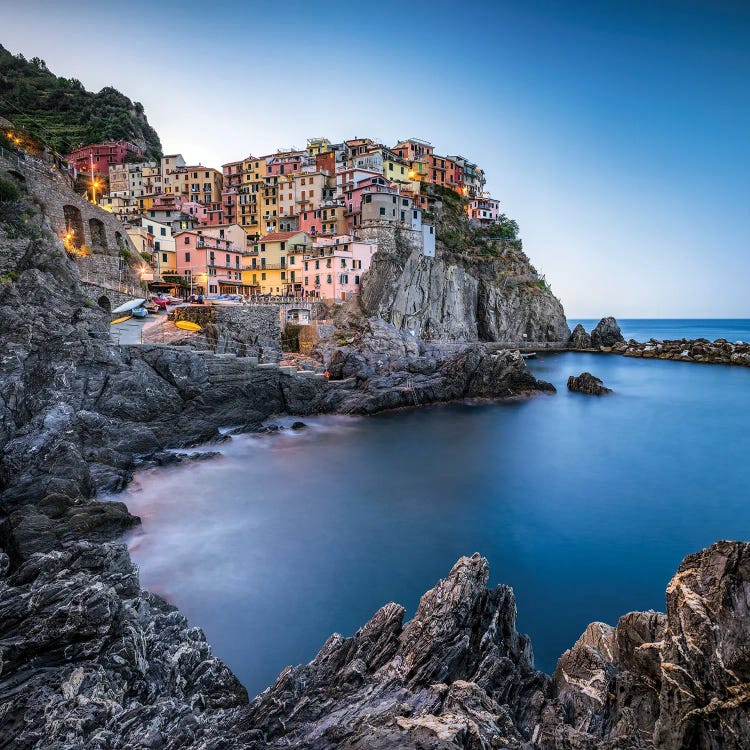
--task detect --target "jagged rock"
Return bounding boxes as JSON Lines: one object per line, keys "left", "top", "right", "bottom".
{"left": 591, "top": 317, "right": 625, "bottom": 348}
{"left": 569, "top": 323, "right": 592, "bottom": 350}
{"left": 324, "top": 317, "right": 554, "bottom": 414}
{"left": 567, "top": 372, "right": 612, "bottom": 395}
{"left": 655, "top": 541, "right": 750, "bottom": 750}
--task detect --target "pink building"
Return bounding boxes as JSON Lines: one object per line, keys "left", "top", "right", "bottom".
{"left": 66, "top": 140, "right": 142, "bottom": 176}
{"left": 298, "top": 203, "right": 347, "bottom": 237}
{"left": 468, "top": 197, "right": 500, "bottom": 225}
{"left": 265, "top": 152, "right": 305, "bottom": 176}
{"left": 302, "top": 234, "right": 378, "bottom": 301}
{"left": 174, "top": 230, "right": 245, "bottom": 295}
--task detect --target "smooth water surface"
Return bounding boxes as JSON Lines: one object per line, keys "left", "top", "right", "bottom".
{"left": 570, "top": 318, "right": 750, "bottom": 343}
{"left": 119, "top": 337, "right": 750, "bottom": 698}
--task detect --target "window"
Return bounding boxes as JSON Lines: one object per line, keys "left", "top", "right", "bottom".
{"left": 261, "top": 272, "right": 266, "bottom": 280}
{"left": 355, "top": 275, "right": 360, "bottom": 284}
{"left": 289, "top": 256, "right": 295, "bottom": 265}
{"left": 304, "top": 276, "right": 309, "bottom": 285}
{"left": 315, "top": 260, "right": 320, "bottom": 269}
{"left": 379, "top": 207, "right": 386, "bottom": 216}
{"left": 185, "top": 252, "right": 191, "bottom": 261}
{"left": 314, "top": 275, "right": 320, "bottom": 285}
{"left": 327, "top": 275, "right": 332, "bottom": 284}
{"left": 162, "top": 253, "right": 168, "bottom": 263}
{"left": 160, "top": 227, "right": 166, "bottom": 236}
{"left": 155, "top": 241, "right": 161, "bottom": 251}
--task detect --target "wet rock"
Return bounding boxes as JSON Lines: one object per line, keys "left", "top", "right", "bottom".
{"left": 591, "top": 317, "right": 625, "bottom": 348}
{"left": 569, "top": 323, "right": 592, "bottom": 350}
{"left": 567, "top": 372, "right": 612, "bottom": 395}
{"left": 290, "top": 421, "right": 306, "bottom": 429}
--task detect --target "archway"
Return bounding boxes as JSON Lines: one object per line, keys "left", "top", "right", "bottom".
{"left": 97, "top": 295, "right": 112, "bottom": 312}
{"left": 114, "top": 231, "right": 126, "bottom": 252}
{"left": 62, "top": 205, "right": 84, "bottom": 250}
{"left": 89, "top": 218, "right": 107, "bottom": 249}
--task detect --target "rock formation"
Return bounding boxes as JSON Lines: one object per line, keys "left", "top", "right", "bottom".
{"left": 567, "top": 372, "right": 612, "bottom": 395}
{"left": 569, "top": 323, "right": 592, "bottom": 350}
{"left": 590, "top": 317, "right": 625, "bottom": 348}
{"left": 607, "top": 337, "right": 750, "bottom": 366}
{"left": 2, "top": 143, "right": 749, "bottom": 750}
{"left": 356, "top": 187, "right": 570, "bottom": 345}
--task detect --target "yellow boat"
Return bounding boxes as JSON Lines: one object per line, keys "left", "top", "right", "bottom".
{"left": 110, "top": 315, "right": 132, "bottom": 325}
{"left": 175, "top": 320, "right": 202, "bottom": 332}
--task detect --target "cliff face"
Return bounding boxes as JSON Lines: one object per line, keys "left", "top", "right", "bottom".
{"left": 1, "top": 159, "right": 749, "bottom": 750}
{"left": 358, "top": 189, "right": 570, "bottom": 344}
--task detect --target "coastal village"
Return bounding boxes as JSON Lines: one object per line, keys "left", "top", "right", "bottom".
{"left": 61, "top": 136, "right": 502, "bottom": 301}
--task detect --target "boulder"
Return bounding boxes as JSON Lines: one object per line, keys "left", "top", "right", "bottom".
{"left": 591, "top": 316, "right": 625, "bottom": 348}
{"left": 567, "top": 372, "right": 612, "bottom": 395}
{"left": 568, "top": 323, "right": 592, "bottom": 349}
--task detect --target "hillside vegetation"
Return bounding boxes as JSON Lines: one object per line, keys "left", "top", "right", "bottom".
{"left": 0, "top": 45, "right": 162, "bottom": 158}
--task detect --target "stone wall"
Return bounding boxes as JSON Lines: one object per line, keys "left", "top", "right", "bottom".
{"left": 0, "top": 151, "right": 141, "bottom": 291}
{"left": 174, "top": 304, "right": 282, "bottom": 361}
{"left": 80, "top": 282, "right": 141, "bottom": 313}
{"left": 359, "top": 222, "right": 424, "bottom": 256}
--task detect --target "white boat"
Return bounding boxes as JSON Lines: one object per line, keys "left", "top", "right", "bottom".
{"left": 111, "top": 298, "right": 147, "bottom": 314}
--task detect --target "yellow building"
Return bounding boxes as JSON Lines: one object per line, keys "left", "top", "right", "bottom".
{"left": 172, "top": 166, "right": 223, "bottom": 205}
{"left": 137, "top": 193, "right": 157, "bottom": 212}
{"left": 241, "top": 230, "right": 312, "bottom": 294}
{"left": 307, "top": 137, "right": 332, "bottom": 156}
{"left": 383, "top": 155, "right": 410, "bottom": 184}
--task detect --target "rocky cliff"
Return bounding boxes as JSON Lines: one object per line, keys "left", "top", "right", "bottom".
{"left": 357, "top": 186, "right": 570, "bottom": 344}
{"left": 1, "top": 148, "right": 748, "bottom": 750}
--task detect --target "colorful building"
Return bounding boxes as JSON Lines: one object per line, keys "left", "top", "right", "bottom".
{"left": 66, "top": 140, "right": 142, "bottom": 177}
{"left": 174, "top": 229, "right": 245, "bottom": 295}
{"left": 467, "top": 197, "right": 500, "bottom": 225}
{"left": 298, "top": 203, "right": 347, "bottom": 237}
{"left": 161, "top": 154, "right": 186, "bottom": 194}
{"left": 241, "top": 231, "right": 312, "bottom": 295}
{"left": 98, "top": 194, "right": 136, "bottom": 219}
{"left": 137, "top": 217, "right": 176, "bottom": 276}
{"left": 304, "top": 234, "right": 378, "bottom": 300}
{"left": 360, "top": 190, "right": 415, "bottom": 226}
{"left": 172, "top": 166, "right": 223, "bottom": 205}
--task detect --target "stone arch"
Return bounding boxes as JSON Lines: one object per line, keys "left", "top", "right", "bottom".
{"left": 114, "top": 231, "right": 127, "bottom": 252}
{"left": 97, "top": 295, "right": 112, "bottom": 312}
{"left": 88, "top": 218, "right": 107, "bottom": 250}
{"left": 63, "top": 204, "right": 84, "bottom": 250}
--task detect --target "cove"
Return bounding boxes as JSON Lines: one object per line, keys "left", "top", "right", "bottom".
{"left": 119, "top": 350, "right": 750, "bottom": 698}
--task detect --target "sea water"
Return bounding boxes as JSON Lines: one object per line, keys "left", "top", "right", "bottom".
{"left": 118, "top": 321, "right": 750, "bottom": 697}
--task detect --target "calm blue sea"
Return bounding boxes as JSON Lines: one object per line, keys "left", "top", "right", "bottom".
{"left": 117, "top": 320, "right": 750, "bottom": 697}
{"left": 569, "top": 318, "right": 750, "bottom": 343}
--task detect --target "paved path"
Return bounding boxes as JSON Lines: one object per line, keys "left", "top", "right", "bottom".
{"left": 110, "top": 311, "right": 170, "bottom": 345}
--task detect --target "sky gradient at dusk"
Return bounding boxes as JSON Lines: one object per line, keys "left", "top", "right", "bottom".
{"left": 3, "top": 0, "right": 748, "bottom": 317}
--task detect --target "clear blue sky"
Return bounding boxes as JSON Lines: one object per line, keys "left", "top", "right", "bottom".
{"left": 3, "top": 0, "right": 749, "bottom": 317}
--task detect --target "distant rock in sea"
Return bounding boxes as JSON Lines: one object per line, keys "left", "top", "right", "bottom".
{"left": 567, "top": 371, "right": 612, "bottom": 395}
